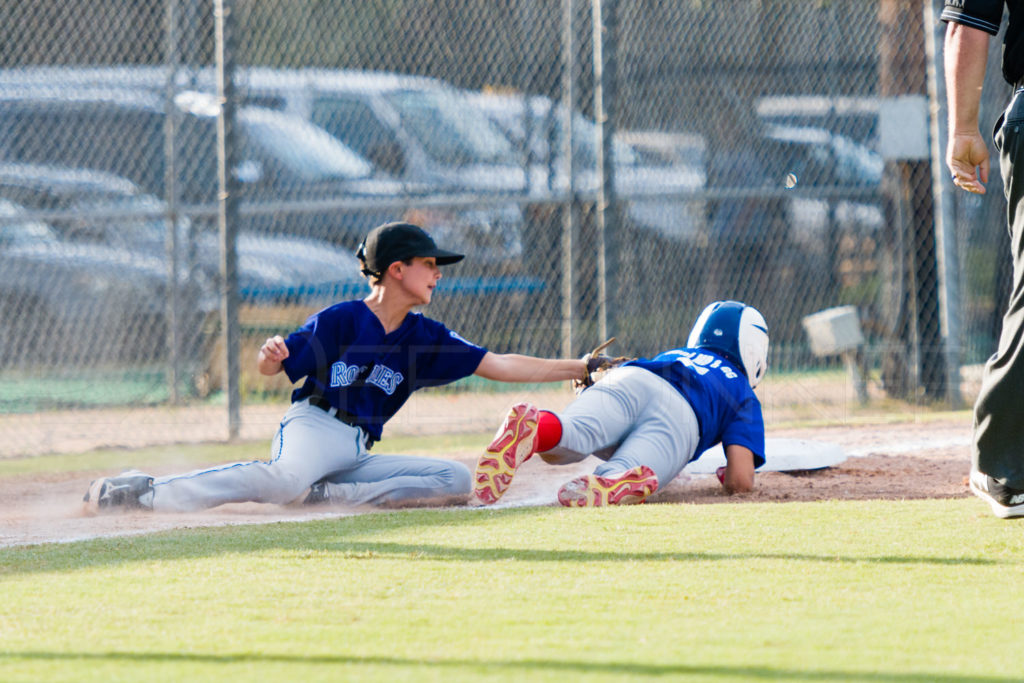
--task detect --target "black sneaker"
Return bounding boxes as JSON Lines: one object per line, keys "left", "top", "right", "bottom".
{"left": 969, "top": 470, "right": 1024, "bottom": 519}
{"left": 83, "top": 470, "right": 154, "bottom": 514}
{"left": 303, "top": 481, "right": 330, "bottom": 506}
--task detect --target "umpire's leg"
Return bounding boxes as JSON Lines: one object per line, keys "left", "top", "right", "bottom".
{"left": 974, "top": 89, "right": 1024, "bottom": 488}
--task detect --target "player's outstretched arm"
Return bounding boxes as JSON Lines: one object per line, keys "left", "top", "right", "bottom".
{"left": 257, "top": 335, "right": 289, "bottom": 376}
{"left": 719, "top": 444, "right": 755, "bottom": 494}
{"left": 474, "top": 351, "right": 587, "bottom": 384}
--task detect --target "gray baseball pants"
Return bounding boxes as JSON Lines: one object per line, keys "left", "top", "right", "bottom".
{"left": 540, "top": 366, "right": 701, "bottom": 489}
{"left": 149, "top": 399, "right": 471, "bottom": 512}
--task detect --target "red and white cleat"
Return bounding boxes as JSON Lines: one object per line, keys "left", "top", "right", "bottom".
{"left": 472, "top": 402, "right": 539, "bottom": 505}
{"left": 556, "top": 465, "right": 659, "bottom": 507}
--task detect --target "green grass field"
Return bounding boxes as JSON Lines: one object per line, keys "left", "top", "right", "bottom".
{"left": 1, "top": 437, "right": 1022, "bottom": 682}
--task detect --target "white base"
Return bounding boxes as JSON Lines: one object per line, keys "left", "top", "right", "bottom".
{"left": 683, "top": 438, "right": 846, "bottom": 474}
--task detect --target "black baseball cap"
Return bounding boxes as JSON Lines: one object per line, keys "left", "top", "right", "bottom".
{"left": 356, "top": 222, "right": 464, "bottom": 278}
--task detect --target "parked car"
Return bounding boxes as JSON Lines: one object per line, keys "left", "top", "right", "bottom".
{"left": 755, "top": 94, "right": 880, "bottom": 147}
{"left": 0, "top": 197, "right": 216, "bottom": 367}
{"left": 230, "top": 68, "right": 528, "bottom": 263}
{"left": 0, "top": 66, "right": 528, "bottom": 191}
{"left": 0, "top": 86, "right": 409, "bottom": 245}
{"left": 466, "top": 91, "right": 707, "bottom": 242}
{"left": 762, "top": 123, "right": 882, "bottom": 187}
{"left": 233, "top": 68, "right": 527, "bottom": 193}
{"left": 0, "top": 163, "right": 370, "bottom": 306}
{"left": 759, "top": 123, "right": 884, "bottom": 247}
{"left": 0, "top": 67, "right": 528, "bottom": 266}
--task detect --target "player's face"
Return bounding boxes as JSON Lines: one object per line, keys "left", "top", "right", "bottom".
{"left": 401, "top": 256, "right": 442, "bottom": 304}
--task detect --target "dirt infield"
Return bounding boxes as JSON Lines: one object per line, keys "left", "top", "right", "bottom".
{"left": 0, "top": 403, "right": 974, "bottom": 548}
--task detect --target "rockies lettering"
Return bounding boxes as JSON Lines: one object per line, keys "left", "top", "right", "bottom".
{"left": 329, "top": 361, "right": 405, "bottom": 395}
{"left": 330, "top": 361, "right": 365, "bottom": 388}
{"left": 366, "top": 365, "right": 404, "bottom": 395}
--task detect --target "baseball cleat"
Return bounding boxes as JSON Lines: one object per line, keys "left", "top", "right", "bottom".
{"left": 303, "top": 480, "right": 330, "bottom": 506}
{"left": 472, "top": 402, "right": 539, "bottom": 505}
{"left": 82, "top": 470, "right": 154, "bottom": 515}
{"left": 556, "top": 465, "right": 658, "bottom": 507}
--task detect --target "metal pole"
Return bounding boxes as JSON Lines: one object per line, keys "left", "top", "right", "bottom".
{"left": 214, "top": 0, "right": 241, "bottom": 438}
{"left": 592, "top": 0, "right": 619, "bottom": 343}
{"left": 924, "top": 0, "right": 964, "bottom": 408}
{"left": 561, "top": 0, "right": 576, "bottom": 358}
{"left": 164, "top": 0, "right": 181, "bottom": 404}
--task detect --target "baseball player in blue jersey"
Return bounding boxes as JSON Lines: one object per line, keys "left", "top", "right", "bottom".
{"left": 84, "top": 222, "right": 591, "bottom": 514}
{"left": 472, "top": 300, "right": 769, "bottom": 506}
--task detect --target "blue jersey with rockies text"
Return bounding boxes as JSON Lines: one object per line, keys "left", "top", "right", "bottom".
{"left": 625, "top": 348, "right": 765, "bottom": 467}
{"left": 281, "top": 300, "right": 488, "bottom": 441}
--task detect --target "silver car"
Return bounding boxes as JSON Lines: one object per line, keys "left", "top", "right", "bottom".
{"left": 0, "top": 197, "right": 216, "bottom": 367}
{"left": 467, "top": 91, "right": 707, "bottom": 243}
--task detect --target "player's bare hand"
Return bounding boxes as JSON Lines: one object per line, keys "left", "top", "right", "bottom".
{"left": 257, "top": 335, "right": 289, "bottom": 376}
{"left": 947, "top": 131, "right": 989, "bottom": 195}
{"left": 260, "top": 335, "right": 289, "bottom": 362}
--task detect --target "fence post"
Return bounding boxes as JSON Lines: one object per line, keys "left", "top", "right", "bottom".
{"left": 164, "top": 0, "right": 181, "bottom": 404}
{"left": 592, "top": 0, "right": 619, "bottom": 343}
{"left": 923, "top": 0, "right": 964, "bottom": 409}
{"left": 561, "top": 0, "right": 577, "bottom": 358}
{"left": 214, "top": 0, "right": 241, "bottom": 439}
{"left": 878, "top": 0, "right": 948, "bottom": 401}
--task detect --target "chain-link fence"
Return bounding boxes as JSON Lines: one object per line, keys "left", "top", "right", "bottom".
{"left": 0, "top": 0, "right": 1010, "bottom": 442}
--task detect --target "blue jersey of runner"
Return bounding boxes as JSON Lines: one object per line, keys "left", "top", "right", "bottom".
{"left": 281, "top": 300, "right": 488, "bottom": 441}
{"left": 625, "top": 348, "right": 765, "bottom": 467}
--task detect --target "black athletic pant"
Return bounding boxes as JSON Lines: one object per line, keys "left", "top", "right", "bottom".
{"left": 974, "top": 85, "right": 1024, "bottom": 487}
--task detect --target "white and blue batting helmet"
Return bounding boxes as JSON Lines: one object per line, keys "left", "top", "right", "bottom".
{"left": 686, "top": 300, "right": 769, "bottom": 388}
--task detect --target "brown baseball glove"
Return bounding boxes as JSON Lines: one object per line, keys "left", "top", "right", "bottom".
{"left": 572, "top": 337, "right": 633, "bottom": 395}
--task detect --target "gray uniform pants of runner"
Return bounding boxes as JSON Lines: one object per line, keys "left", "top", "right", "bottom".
{"left": 540, "top": 366, "right": 701, "bottom": 489}
{"left": 149, "top": 399, "right": 471, "bottom": 512}
{"left": 974, "top": 86, "right": 1024, "bottom": 489}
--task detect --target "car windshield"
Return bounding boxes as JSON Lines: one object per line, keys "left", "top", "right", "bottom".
{"left": 766, "top": 125, "right": 882, "bottom": 186}
{"left": 495, "top": 101, "right": 637, "bottom": 169}
{"left": 383, "top": 89, "right": 517, "bottom": 167}
{"left": 239, "top": 108, "right": 376, "bottom": 181}
{"left": 0, "top": 199, "right": 57, "bottom": 246}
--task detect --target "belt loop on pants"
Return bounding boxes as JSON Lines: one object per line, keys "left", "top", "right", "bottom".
{"left": 306, "top": 396, "right": 377, "bottom": 449}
